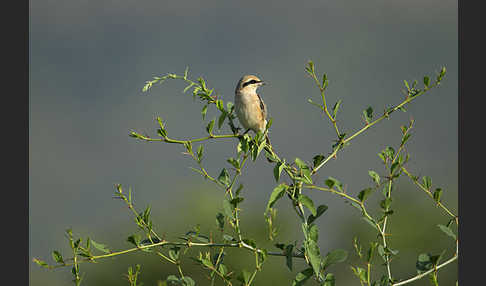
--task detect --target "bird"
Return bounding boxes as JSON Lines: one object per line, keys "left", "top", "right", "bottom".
{"left": 234, "top": 74, "right": 268, "bottom": 134}
{"left": 234, "top": 74, "right": 273, "bottom": 148}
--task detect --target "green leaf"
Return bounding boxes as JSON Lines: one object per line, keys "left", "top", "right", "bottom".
{"left": 367, "top": 242, "right": 378, "bottom": 263}
{"left": 72, "top": 241, "right": 82, "bottom": 254}
{"left": 285, "top": 244, "right": 294, "bottom": 271}
{"left": 362, "top": 217, "right": 379, "bottom": 231}
{"left": 378, "top": 152, "right": 386, "bottom": 163}
{"left": 429, "top": 250, "right": 446, "bottom": 266}
{"left": 51, "top": 250, "right": 64, "bottom": 264}
{"left": 305, "top": 240, "right": 321, "bottom": 280}
{"left": 227, "top": 157, "right": 239, "bottom": 169}
{"left": 197, "top": 145, "right": 204, "bottom": 162}
{"left": 216, "top": 99, "right": 224, "bottom": 111}
{"left": 237, "top": 269, "right": 251, "bottom": 284}
{"left": 390, "top": 162, "right": 400, "bottom": 175}
{"left": 230, "top": 197, "right": 244, "bottom": 208}
{"left": 295, "top": 157, "right": 308, "bottom": 169}
{"left": 305, "top": 61, "right": 315, "bottom": 75}
{"left": 313, "top": 154, "right": 325, "bottom": 168}
{"left": 424, "top": 76, "right": 431, "bottom": 87}
{"left": 433, "top": 188, "right": 443, "bottom": 203}
{"left": 266, "top": 184, "right": 288, "bottom": 210}
{"left": 181, "top": 276, "right": 195, "bottom": 286}
{"left": 266, "top": 117, "right": 273, "bottom": 130}
{"left": 322, "top": 73, "right": 328, "bottom": 88}
{"left": 384, "top": 147, "right": 395, "bottom": 160}
{"left": 322, "top": 249, "right": 348, "bottom": 269}
{"left": 363, "top": 106, "right": 373, "bottom": 124}
{"left": 302, "top": 223, "right": 321, "bottom": 277}
{"left": 91, "top": 240, "right": 110, "bottom": 254}
{"left": 377, "top": 245, "right": 386, "bottom": 262}
{"left": 237, "top": 134, "right": 250, "bottom": 154}
{"left": 400, "top": 124, "right": 408, "bottom": 134}
{"left": 296, "top": 174, "right": 313, "bottom": 185}
{"left": 273, "top": 161, "right": 284, "bottom": 182}
{"left": 332, "top": 100, "right": 342, "bottom": 118}
{"left": 358, "top": 188, "right": 373, "bottom": 202}
{"left": 201, "top": 257, "right": 214, "bottom": 269}
{"left": 423, "top": 176, "right": 432, "bottom": 189}
{"left": 255, "top": 136, "right": 266, "bottom": 159}
{"left": 386, "top": 246, "right": 399, "bottom": 256}
{"left": 127, "top": 234, "right": 141, "bottom": 247}
{"left": 206, "top": 119, "right": 215, "bottom": 134}
{"left": 216, "top": 212, "right": 225, "bottom": 230}
{"left": 264, "top": 148, "right": 278, "bottom": 162}
{"left": 307, "top": 205, "right": 328, "bottom": 224}
{"left": 308, "top": 98, "right": 322, "bottom": 109}
{"left": 378, "top": 274, "right": 391, "bottom": 286}
{"left": 292, "top": 268, "right": 314, "bottom": 286}
{"left": 368, "top": 170, "right": 380, "bottom": 185}
{"left": 218, "top": 264, "right": 228, "bottom": 275}
{"left": 412, "top": 79, "right": 418, "bottom": 88}
{"left": 236, "top": 184, "right": 244, "bottom": 196}
{"left": 307, "top": 224, "right": 319, "bottom": 242}
{"left": 353, "top": 237, "right": 363, "bottom": 258}
{"left": 380, "top": 197, "right": 392, "bottom": 210}
{"left": 404, "top": 80, "right": 410, "bottom": 90}
{"left": 183, "top": 141, "right": 192, "bottom": 154}
{"left": 183, "top": 81, "right": 195, "bottom": 94}
{"left": 322, "top": 273, "right": 336, "bottom": 286}
{"left": 351, "top": 266, "right": 367, "bottom": 283}
{"left": 325, "top": 177, "right": 343, "bottom": 192}
{"left": 222, "top": 198, "right": 234, "bottom": 220}
{"left": 157, "top": 128, "right": 167, "bottom": 138}
{"left": 440, "top": 67, "right": 447, "bottom": 76}
{"left": 226, "top": 101, "right": 234, "bottom": 111}
{"left": 401, "top": 133, "right": 411, "bottom": 146}
{"left": 201, "top": 105, "right": 208, "bottom": 120}
{"left": 186, "top": 231, "right": 210, "bottom": 243}
{"left": 218, "top": 112, "right": 226, "bottom": 129}
{"left": 437, "top": 224, "right": 456, "bottom": 240}
{"left": 33, "top": 258, "right": 49, "bottom": 268}
{"left": 166, "top": 274, "right": 180, "bottom": 284}
{"left": 168, "top": 247, "right": 180, "bottom": 261}
{"left": 217, "top": 168, "right": 231, "bottom": 186}
{"left": 298, "top": 194, "right": 317, "bottom": 216}
{"left": 416, "top": 253, "right": 433, "bottom": 273}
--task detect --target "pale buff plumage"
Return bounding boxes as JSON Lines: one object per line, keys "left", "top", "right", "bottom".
{"left": 234, "top": 75, "right": 267, "bottom": 133}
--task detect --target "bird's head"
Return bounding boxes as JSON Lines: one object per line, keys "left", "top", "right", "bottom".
{"left": 235, "top": 74, "right": 265, "bottom": 94}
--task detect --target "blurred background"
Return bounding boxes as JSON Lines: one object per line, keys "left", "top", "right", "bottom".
{"left": 29, "top": 0, "right": 457, "bottom": 285}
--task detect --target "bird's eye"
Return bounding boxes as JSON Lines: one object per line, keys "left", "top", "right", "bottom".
{"left": 243, "top": 80, "right": 258, "bottom": 87}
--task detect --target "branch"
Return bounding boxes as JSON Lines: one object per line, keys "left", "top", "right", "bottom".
{"left": 35, "top": 239, "right": 306, "bottom": 271}
{"left": 392, "top": 252, "right": 458, "bottom": 286}
{"left": 130, "top": 132, "right": 239, "bottom": 144}
{"left": 311, "top": 80, "right": 441, "bottom": 176}
{"left": 401, "top": 167, "right": 458, "bottom": 223}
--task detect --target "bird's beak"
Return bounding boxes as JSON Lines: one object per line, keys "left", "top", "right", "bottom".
{"left": 259, "top": 81, "right": 266, "bottom": 86}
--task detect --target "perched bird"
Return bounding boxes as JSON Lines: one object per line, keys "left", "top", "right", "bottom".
{"left": 234, "top": 75, "right": 268, "bottom": 134}
{"left": 234, "top": 74, "right": 274, "bottom": 158}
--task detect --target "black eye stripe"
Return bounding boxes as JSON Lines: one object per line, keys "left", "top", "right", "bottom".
{"left": 242, "top": 79, "right": 259, "bottom": 87}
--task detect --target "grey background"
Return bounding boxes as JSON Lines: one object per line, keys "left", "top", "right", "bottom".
{"left": 30, "top": 0, "right": 457, "bottom": 285}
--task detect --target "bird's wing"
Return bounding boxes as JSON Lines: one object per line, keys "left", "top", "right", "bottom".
{"left": 256, "top": 93, "right": 267, "bottom": 120}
